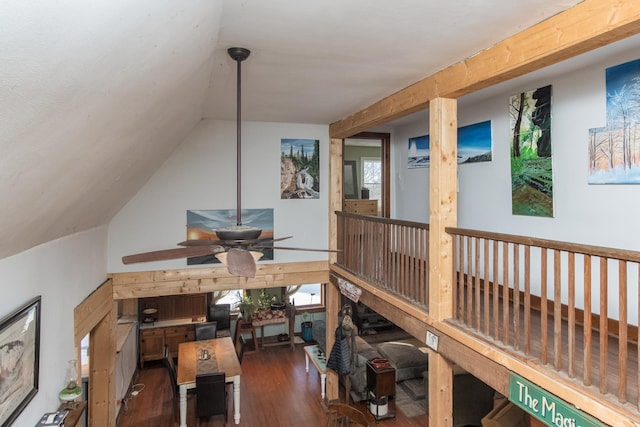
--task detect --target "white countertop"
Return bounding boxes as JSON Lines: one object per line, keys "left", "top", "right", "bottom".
{"left": 139, "top": 316, "right": 207, "bottom": 330}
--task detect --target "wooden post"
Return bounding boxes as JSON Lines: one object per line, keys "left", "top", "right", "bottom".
{"left": 329, "top": 137, "right": 343, "bottom": 263}
{"left": 325, "top": 277, "right": 340, "bottom": 401}
{"left": 428, "top": 97, "right": 458, "bottom": 427}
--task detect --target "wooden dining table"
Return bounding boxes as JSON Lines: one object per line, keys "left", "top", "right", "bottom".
{"left": 177, "top": 337, "right": 242, "bottom": 426}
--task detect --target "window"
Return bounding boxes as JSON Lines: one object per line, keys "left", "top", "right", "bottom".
{"left": 362, "top": 157, "right": 382, "bottom": 211}
{"left": 288, "top": 283, "right": 323, "bottom": 307}
{"left": 215, "top": 290, "right": 243, "bottom": 311}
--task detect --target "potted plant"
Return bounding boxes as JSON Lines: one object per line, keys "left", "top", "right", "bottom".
{"left": 256, "top": 288, "right": 277, "bottom": 312}
{"left": 301, "top": 311, "right": 314, "bottom": 342}
{"left": 235, "top": 292, "right": 256, "bottom": 320}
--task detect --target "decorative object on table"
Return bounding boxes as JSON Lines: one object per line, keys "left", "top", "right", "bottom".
{"left": 0, "top": 296, "right": 41, "bottom": 427}
{"left": 301, "top": 311, "right": 313, "bottom": 342}
{"left": 35, "top": 410, "right": 68, "bottom": 426}
{"left": 59, "top": 359, "right": 82, "bottom": 409}
{"left": 121, "top": 47, "right": 337, "bottom": 278}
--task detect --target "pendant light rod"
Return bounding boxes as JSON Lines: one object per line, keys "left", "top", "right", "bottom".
{"left": 228, "top": 47, "right": 251, "bottom": 226}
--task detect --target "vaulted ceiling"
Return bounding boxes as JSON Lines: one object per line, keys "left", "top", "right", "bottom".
{"left": 0, "top": 0, "right": 584, "bottom": 260}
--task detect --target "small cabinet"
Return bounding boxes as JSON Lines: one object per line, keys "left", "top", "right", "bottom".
{"left": 164, "top": 325, "right": 194, "bottom": 358}
{"left": 140, "top": 329, "right": 164, "bottom": 365}
{"left": 139, "top": 324, "right": 195, "bottom": 367}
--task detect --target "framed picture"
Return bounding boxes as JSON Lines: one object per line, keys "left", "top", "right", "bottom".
{"left": 343, "top": 160, "right": 358, "bottom": 199}
{"left": 0, "top": 296, "right": 41, "bottom": 427}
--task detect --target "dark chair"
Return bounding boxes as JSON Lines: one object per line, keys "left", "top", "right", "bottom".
{"left": 163, "top": 345, "right": 179, "bottom": 398}
{"left": 196, "top": 372, "right": 227, "bottom": 426}
{"left": 234, "top": 335, "right": 246, "bottom": 364}
{"left": 195, "top": 321, "right": 217, "bottom": 341}
{"left": 326, "top": 402, "right": 370, "bottom": 426}
{"left": 208, "top": 303, "right": 231, "bottom": 337}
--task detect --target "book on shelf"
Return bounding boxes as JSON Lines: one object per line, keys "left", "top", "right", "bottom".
{"left": 35, "top": 410, "right": 68, "bottom": 426}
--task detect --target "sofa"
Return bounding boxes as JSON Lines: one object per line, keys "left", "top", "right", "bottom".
{"left": 312, "top": 320, "right": 382, "bottom": 401}
{"left": 377, "top": 341, "right": 429, "bottom": 382}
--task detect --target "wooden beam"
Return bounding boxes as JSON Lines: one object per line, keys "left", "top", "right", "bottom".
{"left": 74, "top": 279, "right": 113, "bottom": 343}
{"left": 110, "top": 261, "right": 329, "bottom": 299}
{"left": 329, "top": 0, "right": 640, "bottom": 138}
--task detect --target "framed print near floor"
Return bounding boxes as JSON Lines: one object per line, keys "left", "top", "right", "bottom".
{"left": 0, "top": 296, "right": 41, "bottom": 427}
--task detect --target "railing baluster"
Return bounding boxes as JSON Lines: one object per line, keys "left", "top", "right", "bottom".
{"left": 475, "top": 237, "right": 481, "bottom": 330}
{"left": 483, "top": 238, "right": 490, "bottom": 336}
{"left": 568, "top": 252, "right": 576, "bottom": 378}
{"left": 493, "top": 240, "right": 499, "bottom": 340}
{"left": 459, "top": 236, "right": 465, "bottom": 321}
{"left": 467, "top": 236, "right": 473, "bottom": 325}
{"left": 618, "top": 259, "right": 627, "bottom": 403}
{"left": 524, "top": 245, "right": 531, "bottom": 355}
{"left": 584, "top": 255, "right": 592, "bottom": 387}
{"left": 513, "top": 244, "right": 520, "bottom": 350}
{"left": 554, "top": 249, "right": 562, "bottom": 371}
{"left": 599, "top": 257, "right": 608, "bottom": 394}
{"left": 503, "top": 241, "right": 509, "bottom": 345}
{"left": 541, "top": 247, "right": 548, "bottom": 365}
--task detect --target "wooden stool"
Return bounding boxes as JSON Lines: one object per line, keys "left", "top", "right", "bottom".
{"left": 234, "top": 320, "right": 258, "bottom": 353}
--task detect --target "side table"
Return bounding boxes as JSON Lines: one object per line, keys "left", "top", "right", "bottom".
{"left": 366, "top": 360, "right": 396, "bottom": 421}
{"left": 303, "top": 345, "right": 327, "bottom": 399}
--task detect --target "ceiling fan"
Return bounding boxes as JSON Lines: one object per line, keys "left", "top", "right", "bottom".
{"left": 122, "top": 47, "right": 337, "bottom": 278}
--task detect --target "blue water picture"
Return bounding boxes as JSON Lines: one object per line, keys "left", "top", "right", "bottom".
{"left": 408, "top": 120, "right": 492, "bottom": 168}
{"left": 589, "top": 57, "right": 640, "bottom": 184}
{"left": 408, "top": 134, "right": 430, "bottom": 168}
{"left": 458, "top": 121, "right": 492, "bottom": 163}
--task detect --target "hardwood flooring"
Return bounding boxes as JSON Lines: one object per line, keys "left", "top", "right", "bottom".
{"left": 116, "top": 343, "right": 429, "bottom": 427}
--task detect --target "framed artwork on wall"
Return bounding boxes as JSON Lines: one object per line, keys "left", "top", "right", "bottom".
{"left": 588, "top": 57, "right": 640, "bottom": 184}
{"left": 0, "top": 296, "right": 41, "bottom": 427}
{"left": 186, "top": 209, "right": 275, "bottom": 264}
{"left": 343, "top": 160, "right": 358, "bottom": 198}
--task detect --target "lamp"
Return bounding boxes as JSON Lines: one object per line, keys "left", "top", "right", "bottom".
{"left": 59, "top": 359, "right": 82, "bottom": 409}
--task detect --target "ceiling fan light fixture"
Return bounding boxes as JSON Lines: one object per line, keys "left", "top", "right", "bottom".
{"left": 216, "top": 248, "right": 263, "bottom": 278}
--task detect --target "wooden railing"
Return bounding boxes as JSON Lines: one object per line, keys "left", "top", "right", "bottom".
{"left": 448, "top": 227, "right": 640, "bottom": 409}
{"left": 335, "top": 211, "right": 429, "bottom": 308}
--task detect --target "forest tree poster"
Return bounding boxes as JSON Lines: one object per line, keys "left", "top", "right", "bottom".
{"left": 509, "top": 85, "right": 554, "bottom": 217}
{"left": 280, "top": 138, "right": 320, "bottom": 199}
{"left": 588, "top": 57, "right": 640, "bottom": 184}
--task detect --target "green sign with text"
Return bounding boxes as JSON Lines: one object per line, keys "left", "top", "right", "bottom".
{"left": 509, "top": 373, "right": 606, "bottom": 427}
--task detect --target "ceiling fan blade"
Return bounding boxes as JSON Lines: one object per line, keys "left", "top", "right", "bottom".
{"left": 216, "top": 248, "right": 262, "bottom": 278}
{"left": 252, "top": 236, "right": 293, "bottom": 244}
{"left": 122, "top": 246, "right": 225, "bottom": 264}
{"left": 177, "top": 239, "right": 225, "bottom": 247}
{"left": 254, "top": 245, "right": 341, "bottom": 253}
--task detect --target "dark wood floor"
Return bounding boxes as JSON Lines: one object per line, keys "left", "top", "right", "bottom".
{"left": 116, "top": 342, "right": 429, "bottom": 427}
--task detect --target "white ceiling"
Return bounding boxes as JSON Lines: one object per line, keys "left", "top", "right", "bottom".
{"left": 0, "top": 0, "right": 592, "bottom": 260}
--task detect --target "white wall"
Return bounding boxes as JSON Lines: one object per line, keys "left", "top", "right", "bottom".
{"left": 0, "top": 226, "right": 106, "bottom": 425}
{"left": 108, "top": 119, "right": 330, "bottom": 272}
{"left": 393, "top": 46, "right": 640, "bottom": 252}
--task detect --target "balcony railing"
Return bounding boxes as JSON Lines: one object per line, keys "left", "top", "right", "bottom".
{"left": 335, "top": 211, "right": 429, "bottom": 308}
{"left": 448, "top": 227, "right": 640, "bottom": 409}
